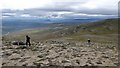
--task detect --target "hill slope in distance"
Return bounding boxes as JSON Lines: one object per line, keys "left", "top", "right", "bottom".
{"left": 3, "top": 18, "right": 118, "bottom": 44}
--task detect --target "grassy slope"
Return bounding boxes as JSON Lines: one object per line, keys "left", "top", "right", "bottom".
{"left": 34, "top": 18, "right": 118, "bottom": 44}
{"left": 66, "top": 18, "right": 118, "bottom": 44}
{"left": 3, "top": 18, "right": 118, "bottom": 44}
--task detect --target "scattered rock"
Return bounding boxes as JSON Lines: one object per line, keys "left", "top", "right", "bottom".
{"left": 62, "top": 60, "right": 70, "bottom": 63}
{"left": 102, "top": 55, "right": 109, "bottom": 59}
{"left": 22, "top": 62, "right": 28, "bottom": 66}
{"left": 12, "top": 41, "right": 25, "bottom": 45}
{"left": 2, "top": 40, "right": 118, "bottom": 66}
{"left": 96, "top": 60, "right": 102, "bottom": 64}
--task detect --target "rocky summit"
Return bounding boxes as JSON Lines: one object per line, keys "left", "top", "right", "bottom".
{"left": 2, "top": 40, "right": 118, "bottom": 66}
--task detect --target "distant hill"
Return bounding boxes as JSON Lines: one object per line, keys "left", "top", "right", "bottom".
{"left": 50, "top": 18, "right": 118, "bottom": 37}
{"left": 3, "top": 18, "right": 118, "bottom": 44}
{"left": 2, "top": 17, "right": 102, "bottom": 34}
{"left": 42, "top": 18, "right": 118, "bottom": 43}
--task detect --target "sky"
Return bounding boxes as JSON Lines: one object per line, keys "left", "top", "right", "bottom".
{"left": 1, "top": 0, "right": 119, "bottom": 19}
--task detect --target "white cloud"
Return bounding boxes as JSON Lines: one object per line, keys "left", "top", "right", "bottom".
{"left": 2, "top": 16, "right": 10, "bottom": 18}
{"left": 57, "top": 11, "right": 73, "bottom": 15}
{"left": 3, "top": 13, "right": 16, "bottom": 16}
{"left": 1, "top": 0, "right": 52, "bottom": 9}
{"left": 1, "top": 0, "right": 119, "bottom": 10}
{"left": 20, "top": 14, "right": 31, "bottom": 17}
{"left": 1, "top": 0, "right": 119, "bottom": 19}
{"left": 82, "top": 0, "right": 118, "bottom": 10}
{"left": 73, "top": 13, "right": 117, "bottom": 17}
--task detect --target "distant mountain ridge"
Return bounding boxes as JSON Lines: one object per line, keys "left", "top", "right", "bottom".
{"left": 27, "top": 18, "right": 118, "bottom": 41}
{"left": 3, "top": 18, "right": 118, "bottom": 44}
{"left": 2, "top": 17, "right": 103, "bottom": 34}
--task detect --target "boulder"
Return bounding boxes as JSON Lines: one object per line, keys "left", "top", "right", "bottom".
{"left": 12, "top": 41, "right": 25, "bottom": 45}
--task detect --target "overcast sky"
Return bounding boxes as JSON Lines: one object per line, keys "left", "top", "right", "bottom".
{"left": 1, "top": 0, "right": 119, "bottom": 19}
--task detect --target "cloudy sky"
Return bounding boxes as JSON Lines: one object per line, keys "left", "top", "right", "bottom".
{"left": 1, "top": 0, "right": 119, "bottom": 19}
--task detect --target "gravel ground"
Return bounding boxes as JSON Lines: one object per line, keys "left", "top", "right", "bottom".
{"left": 1, "top": 40, "right": 118, "bottom": 66}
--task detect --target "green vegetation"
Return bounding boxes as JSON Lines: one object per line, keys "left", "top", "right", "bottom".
{"left": 3, "top": 18, "right": 119, "bottom": 44}
{"left": 66, "top": 18, "right": 118, "bottom": 44}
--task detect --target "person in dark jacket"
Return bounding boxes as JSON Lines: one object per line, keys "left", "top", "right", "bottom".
{"left": 26, "top": 35, "right": 31, "bottom": 46}
{"left": 87, "top": 39, "right": 91, "bottom": 45}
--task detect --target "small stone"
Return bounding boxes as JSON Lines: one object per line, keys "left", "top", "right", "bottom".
{"left": 11, "top": 57, "right": 21, "bottom": 60}
{"left": 96, "top": 61, "right": 102, "bottom": 64}
{"left": 37, "top": 55, "right": 44, "bottom": 58}
{"left": 76, "top": 60, "right": 80, "bottom": 64}
{"left": 22, "top": 63, "right": 28, "bottom": 66}
{"left": 102, "top": 55, "right": 109, "bottom": 58}
{"left": 62, "top": 60, "right": 70, "bottom": 63}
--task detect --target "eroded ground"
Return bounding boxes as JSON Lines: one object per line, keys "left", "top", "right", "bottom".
{"left": 2, "top": 40, "right": 118, "bottom": 66}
